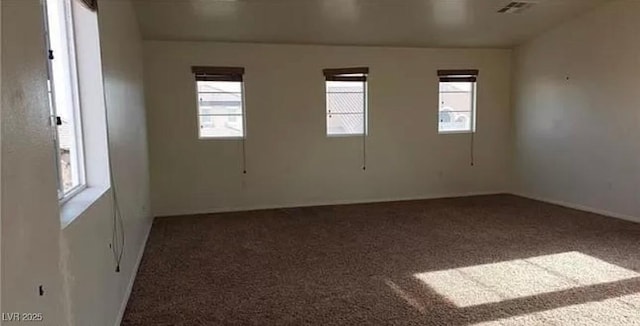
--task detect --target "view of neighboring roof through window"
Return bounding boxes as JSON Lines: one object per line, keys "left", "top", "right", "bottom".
{"left": 192, "top": 66, "right": 245, "bottom": 139}
{"left": 196, "top": 81, "right": 244, "bottom": 138}
{"left": 45, "top": 0, "right": 86, "bottom": 199}
{"left": 438, "top": 69, "right": 478, "bottom": 133}
{"left": 324, "top": 68, "right": 369, "bottom": 136}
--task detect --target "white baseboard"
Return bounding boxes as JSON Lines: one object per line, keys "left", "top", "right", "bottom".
{"left": 113, "top": 219, "right": 153, "bottom": 326}
{"left": 155, "top": 190, "right": 509, "bottom": 218}
{"left": 117, "top": 191, "right": 637, "bottom": 326}
{"left": 157, "top": 191, "right": 639, "bottom": 224}
{"left": 513, "top": 192, "right": 640, "bottom": 224}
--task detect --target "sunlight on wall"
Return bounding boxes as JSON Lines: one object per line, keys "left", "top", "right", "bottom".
{"left": 414, "top": 252, "right": 639, "bottom": 307}
{"left": 473, "top": 293, "right": 640, "bottom": 326}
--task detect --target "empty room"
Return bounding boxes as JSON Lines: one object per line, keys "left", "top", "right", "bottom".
{"left": 1, "top": 0, "right": 639, "bottom": 325}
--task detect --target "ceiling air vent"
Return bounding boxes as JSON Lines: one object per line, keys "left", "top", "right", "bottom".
{"left": 497, "top": 1, "right": 538, "bottom": 14}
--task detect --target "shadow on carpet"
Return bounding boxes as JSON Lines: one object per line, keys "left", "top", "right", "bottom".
{"left": 122, "top": 195, "right": 640, "bottom": 325}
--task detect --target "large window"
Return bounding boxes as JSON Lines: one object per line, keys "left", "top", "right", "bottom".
{"left": 45, "top": 0, "right": 85, "bottom": 199}
{"left": 324, "top": 67, "right": 368, "bottom": 136}
{"left": 192, "top": 66, "right": 245, "bottom": 139}
{"left": 438, "top": 69, "right": 478, "bottom": 133}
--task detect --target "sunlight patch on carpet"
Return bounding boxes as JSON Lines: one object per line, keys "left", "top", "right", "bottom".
{"left": 414, "top": 252, "right": 639, "bottom": 307}
{"left": 472, "top": 293, "right": 640, "bottom": 325}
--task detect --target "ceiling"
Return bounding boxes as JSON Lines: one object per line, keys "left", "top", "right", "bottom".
{"left": 132, "top": 0, "right": 607, "bottom": 48}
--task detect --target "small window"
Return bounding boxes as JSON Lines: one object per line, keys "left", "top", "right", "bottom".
{"left": 192, "top": 66, "right": 245, "bottom": 139}
{"left": 324, "top": 67, "right": 368, "bottom": 136}
{"left": 438, "top": 69, "right": 478, "bottom": 133}
{"left": 45, "top": 0, "right": 86, "bottom": 199}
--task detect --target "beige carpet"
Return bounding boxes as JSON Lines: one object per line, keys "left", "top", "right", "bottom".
{"left": 122, "top": 195, "right": 640, "bottom": 325}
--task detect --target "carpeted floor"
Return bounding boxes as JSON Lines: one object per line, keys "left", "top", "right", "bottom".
{"left": 122, "top": 195, "right": 640, "bottom": 325}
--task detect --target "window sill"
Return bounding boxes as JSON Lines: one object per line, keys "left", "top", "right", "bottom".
{"left": 60, "top": 185, "right": 110, "bottom": 229}
{"left": 327, "top": 134, "right": 367, "bottom": 138}
{"left": 438, "top": 130, "right": 475, "bottom": 135}
{"left": 198, "top": 136, "right": 245, "bottom": 141}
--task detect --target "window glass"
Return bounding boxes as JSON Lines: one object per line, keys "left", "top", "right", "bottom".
{"left": 326, "top": 80, "right": 367, "bottom": 136}
{"left": 438, "top": 81, "right": 476, "bottom": 133}
{"left": 196, "top": 81, "right": 245, "bottom": 138}
{"left": 46, "top": 0, "right": 85, "bottom": 197}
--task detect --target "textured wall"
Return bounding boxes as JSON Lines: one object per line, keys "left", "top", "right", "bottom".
{"left": 513, "top": 0, "right": 640, "bottom": 221}
{"left": 61, "top": 1, "right": 152, "bottom": 325}
{"left": 1, "top": 0, "right": 66, "bottom": 323}
{"left": 144, "top": 42, "right": 513, "bottom": 217}
{"left": 1, "top": 0, "right": 151, "bottom": 325}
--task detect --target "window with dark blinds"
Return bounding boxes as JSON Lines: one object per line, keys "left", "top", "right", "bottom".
{"left": 437, "top": 69, "right": 478, "bottom": 133}
{"left": 192, "top": 67, "right": 246, "bottom": 139}
{"left": 323, "top": 67, "right": 369, "bottom": 136}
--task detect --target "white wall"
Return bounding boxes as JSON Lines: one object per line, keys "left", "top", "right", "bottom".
{"left": 1, "top": 0, "right": 637, "bottom": 323}
{"left": 1, "top": 0, "right": 67, "bottom": 323}
{"left": 1, "top": 0, "right": 151, "bottom": 325}
{"left": 61, "top": 1, "right": 151, "bottom": 325}
{"left": 513, "top": 0, "right": 640, "bottom": 222}
{"left": 72, "top": 0, "right": 110, "bottom": 189}
{"left": 145, "top": 42, "right": 512, "bottom": 217}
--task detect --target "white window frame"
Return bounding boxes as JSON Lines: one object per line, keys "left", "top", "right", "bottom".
{"left": 324, "top": 68, "right": 369, "bottom": 137}
{"left": 195, "top": 81, "right": 246, "bottom": 140}
{"left": 437, "top": 70, "right": 478, "bottom": 134}
{"left": 44, "top": 0, "right": 87, "bottom": 202}
{"left": 192, "top": 67, "right": 246, "bottom": 140}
